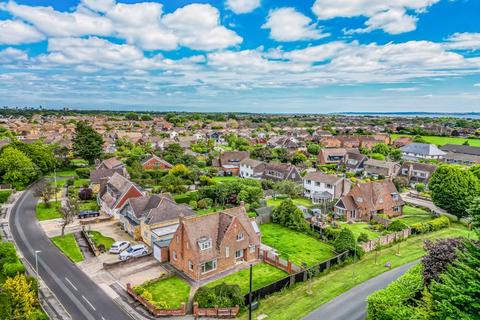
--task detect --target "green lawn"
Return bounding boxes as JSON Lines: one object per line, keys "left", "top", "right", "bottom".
{"left": 74, "top": 178, "right": 90, "bottom": 188}
{"left": 266, "top": 197, "right": 313, "bottom": 208}
{"left": 338, "top": 222, "right": 381, "bottom": 240}
{"left": 205, "top": 263, "right": 288, "bottom": 294}
{"left": 394, "top": 205, "right": 434, "bottom": 226}
{"left": 51, "top": 234, "right": 84, "bottom": 263}
{"left": 36, "top": 201, "right": 62, "bottom": 221}
{"left": 79, "top": 200, "right": 99, "bottom": 211}
{"left": 391, "top": 134, "right": 480, "bottom": 147}
{"left": 140, "top": 276, "right": 190, "bottom": 309}
{"left": 260, "top": 224, "right": 334, "bottom": 267}
{"left": 241, "top": 223, "right": 475, "bottom": 320}
{"left": 88, "top": 231, "right": 115, "bottom": 251}
{"left": 212, "top": 176, "right": 242, "bottom": 183}
{"left": 47, "top": 170, "right": 77, "bottom": 177}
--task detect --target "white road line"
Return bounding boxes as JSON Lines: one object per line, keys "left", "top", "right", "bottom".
{"left": 64, "top": 277, "right": 78, "bottom": 291}
{"left": 82, "top": 295, "right": 96, "bottom": 311}
{"left": 101, "top": 317, "right": 106, "bottom": 320}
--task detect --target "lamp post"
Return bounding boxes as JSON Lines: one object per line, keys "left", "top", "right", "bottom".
{"left": 34, "top": 250, "right": 41, "bottom": 280}
{"left": 248, "top": 264, "right": 253, "bottom": 320}
{"left": 54, "top": 166, "right": 58, "bottom": 202}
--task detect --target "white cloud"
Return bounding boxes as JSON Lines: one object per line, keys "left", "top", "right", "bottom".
{"left": 444, "top": 33, "right": 480, "bottom": 50}
{"left": 80, "top": 0, "right": 115, "bottom": 12}
{"left": 262, "top": 8, "right": 328, "bottom": 42}
{"left": 225, "top": 0, "right": 261, "bottom": 14}
{"left": 474, "top": 83, "right": 480, "bottom": 87}
{"left": 0, "top": 47, "right": 28, "bottom": 63}
{"left": 383, "top": 87, "right": 418, "bottom": 92}
{"left": 163, "top": 4, "right": 242, "bottom": 50}
{"left": 312, "top": 0, "right": 439, "bottom": 34}
{"left": 0, "top": 19, "right": 45, "bottom": 44}
{"left": 283, "top": 42, "right": 349, "bottom": 62}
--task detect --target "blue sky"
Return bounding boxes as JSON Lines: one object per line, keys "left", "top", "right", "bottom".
{"left": 0, "top": 0, "right": 480, "bottom": 113}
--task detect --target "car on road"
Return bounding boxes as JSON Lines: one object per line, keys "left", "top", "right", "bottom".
{"left": 78, "top": 210, "right": 100, "bottom": 219}
{"left": 109, "top": 240, "right": 130, "bottom": 254}
{"left": 119, "top": 244, "right": 148, "bottom": 260}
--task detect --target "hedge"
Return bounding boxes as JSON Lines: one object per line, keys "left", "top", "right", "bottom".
{"left": 411, "top": 216, "right": 450, "bottom": 234}
{"left": 367, "top": 264, "right": 424, "bottom": 320}
{"left": 174, "top": 192, "right": 198, "bottom": 204}
{"left": 0, "top": 190, "right": 12, "bottom": 203}
{"left": 194, "top": 283, "right": 244, "bottom": 308}
{"left": 75, "top": 168, "right": 90, "bottom": 179}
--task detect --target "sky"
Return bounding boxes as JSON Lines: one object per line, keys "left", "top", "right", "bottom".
{"left": 0, "top": 0, "right": 480, "bottom": 113}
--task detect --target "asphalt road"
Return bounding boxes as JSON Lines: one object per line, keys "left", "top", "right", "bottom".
{"left": 9, "top": 184, "right": 133, "bottom": 320}
{"left": 303, "top": 261, "right": 418, "bottom": 320}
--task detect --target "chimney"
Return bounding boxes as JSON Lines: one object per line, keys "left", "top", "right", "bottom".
{"left": 240, "top": 201, "right": 245, "bottom": 207}
{"left": 179, "top": 213, "right": 185, "bottom": 224}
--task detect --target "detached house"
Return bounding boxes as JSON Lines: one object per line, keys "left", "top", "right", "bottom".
{"left": 141, "top": 154, "right": 173, "bottom": 170}
{"left": 90, "top": 168, "right": 125, "bottom": 193}
{"left": 400, "top": 143, "right": 446, "bottom": 162}
{"left": 119, "top": 194, "right": 196, "bottom": 262}
{"left": 334, "top": 180, "right": 404, "bottom": 222}
{"left": 318, "top": 148, "right": 360, "bottom": 165}
{"left": 169, "top": 206, "right": 261, "bottom": 281}
{"left": 96, "top": 157, "right": 126, "bottom": 171}
{"left": 397, "top": 161, "right": 437, "bottom": 186}
{"left": 341, "top": 152, "right": 368, "bottom": 173}
{"left": 262, "top": 162, "right": 302, "bottom": 183}
{"left": 363, "top": 159, "right": 401, "bottom": 178}
{"left": 440, "top": 144, "right": 480, "bottom": 166}
{"left": 98, "top": 173, "right": 144, "bottom": 217}
{"left": 303, "top": 171, "right": 351, "bottom": 203}
{"left": 213, "top": 151, "right": 250, "bottom": 176}
{"left": 239, "top": 159, "right": 266, "bottom": 179}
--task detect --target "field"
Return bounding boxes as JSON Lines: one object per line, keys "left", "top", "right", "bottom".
{"left": 138, "top": 276, "right": 190, "bottom": 309}
{"left": 338, "top": 222, "right": 381, "bottom": 240}
{"left": 36, "top": 201, "right": 62, "bottom": 221}
{"left": 266, "top": 197, "right": 313, "bottom": 208}
{"left": 391, "top": 134, "right": 480, "bottom": 147}
{"left": 241, "top": 223, "right": 475, "bottom": 320}
{"left": 51, "top": 234, "right": 84, "bottom": 263}
{"left": 394, "top": 205, "right": 434, "bottom": 226}
{"left": 260, "top": 223, "right": 334, "bottom": 266}
{"left": 205, "top": 263, "right": 288, "bottom": 294}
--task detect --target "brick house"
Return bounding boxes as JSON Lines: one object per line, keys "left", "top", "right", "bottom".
{"left": 363, "top": 159, "right": 401, "bottom": 178}
{"left": 334, "top": 180, "right": 404, "bottom": 222}
{"left": 89, "top": 168, "right": 125, "bottom": 193}
{"left": 169, "top": 206, "right": 261, "bottom": 281}
{"left": 396, "top": 161, "right": 437, "bottom": 186}
{"left": 141, "top": 154, "right": 173, "bottom": 170}
{"left": 212, "top": 151, "right": 250, "bottom": 176}
{"left": 317, "top": 148, "right": 360, "bottom": 165}
{"left": 98, "top": 172, "right": 144, "bottom": 217}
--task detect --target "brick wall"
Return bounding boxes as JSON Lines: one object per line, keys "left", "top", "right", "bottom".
{"left": 193, "top": 302, "right": 239, "bottom": 318}
{"left": 126, "top": 283, "right": 186, "bottom": 317}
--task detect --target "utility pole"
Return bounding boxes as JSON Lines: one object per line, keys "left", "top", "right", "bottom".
{"left": 248, "top": 264, "right": 253, "bottom": 320}
{"left": 54, "top": 166, "right": 58, "bottom": 202}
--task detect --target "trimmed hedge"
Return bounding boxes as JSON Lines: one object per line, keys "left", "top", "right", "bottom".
{"left": 0, "top": 190, "right": 12, "bottom": 203}
{"left": 367, "top": 264, "right": 424, "bottom": 320}
{"left": 411, "top": 216, "right": 450, "bottom": 234}
{"left": 75, "top": 168, "right": 90, "bottom": 179}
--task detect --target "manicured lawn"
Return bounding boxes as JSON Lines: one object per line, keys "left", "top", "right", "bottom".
{"left": 36, "top": 201, "right": 62, "bottom": 221}
{"left": 74, "top": 178, "right": 90, "bottom": 188}
{"left": 394, "top": 205, "right": 434, "bottom": 226}
{"left": 140, "top": 276, "right": 190, "bottom": 309}
{"left": 88, "top": 231, "right": 115, "bottom": 251}
{"left": 260, "top": 223, "right": 334, "bottom": 267}
{"left": 338, "top": 222, "right": 381, "bottom": 240}
{"left": 51, "top": 234, "right": 84, "bottom": 263}
{"left": 79, "top": 200, "right": 99, "bottom": 211}
{"left": 266, "top": 197, "right": 313, "bottom": 208}
{"left": 212, "top": 176, "right": 242, "bottom": 183}
{"left": 391, "top": 134, "right": 480, "bottom": 147}
{"left": 205, "top": 263, "right": 288, "bottom": 294}
{"left": 240, "top": 224, "right": 475, "bottom": 320}
{"left": 47, "top": 170, "right": 77, "bottom": 177}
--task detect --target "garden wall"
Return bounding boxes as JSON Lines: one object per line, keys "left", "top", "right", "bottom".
{"left": 126, "top": 283, "right": 186, "bottom": 317}
{"left": 360, "top": 228, "right": 411, "bottom": 253}
{"left": 193, "top": 302, "right": 239, "bottom": 318}
{"left": 260, "top": 249, "right": 299, "bottom": 274}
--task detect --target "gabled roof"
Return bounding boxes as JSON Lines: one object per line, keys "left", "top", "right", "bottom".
{"left": 98, "top": 157, "right": 124, "bottom": 169}
{"left": 339, "top": 180, "right": 404, "bottom": 212}
{"left": 303, "top": 171, "right": 343, "bottom": 185}
{"left": 400, "top": 161, "right": 437, "bottom": 174}
{"left": 364, "top": 158, "right": 399, "bottom": 169}
{"left": 400, "top": 143, "right": 446, "bottom": 156}
{"left": 90, "top": 168, "right": 124, "bottom": 184}
{"left": 141, "top": 154, "right": 172, "bottom": 167}
{"left": 440, "top": 144, "right": 480, "bottom": 156}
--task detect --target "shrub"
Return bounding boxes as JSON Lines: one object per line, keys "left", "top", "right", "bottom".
{"left": 0, "top": 190, "right": 12, "bottom": 203}
{"left": 2, "top": 261, "right": 25, "bottom": 277}
{"left": 415, "top": 183, "right": 425, "bottom": 193}
{"left": 357, "top": 232, "right": 369, "bottom": 243}
{"left": 197, "top": 198, "right": 212, "bottom": 209}
{"left": 194, "top": 283, "right": 244, "bottom": 308}
{"left": 75, "top": 168, "right": 90, "bottom": 178}
{"left": 174, "top": 192, "right": 198, "bottom": 204}
{"left": 66, "top": 178, "right": 74, "bottom": 187}
{"left": 411, "top": 222, "right": 430, "bottom": 234}
{"left": 323, "top": 227, "right": 341, "bottom": 241}
{"left": 189, "top": 200, "right": 197, "bottom": 209}
{"left": 411, "top": 216, "right": 449, "bottom": 234}
{"left": 78, "top": 188, "right": 93, "bottom": 200}
{"left": 333, "top": 228, "right": 363, "bottom": 257}
{"left": 387, "top": 220, "right": 408, "bottom": 232}
{"left": 422, "top": 238, "right": 464, "bottom": 285}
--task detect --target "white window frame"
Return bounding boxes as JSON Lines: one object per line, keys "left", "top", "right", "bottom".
{"left": 201, "top": 260, "right": 217, "bottom": 274}
{"left": 225, "top": 246, "right": 230, "bottom": 258}
{"left": 199, "top": 239, "right": 212, "bottom": 250}
{"left": 236, "top": 233, "right": 244, "bottom": 241}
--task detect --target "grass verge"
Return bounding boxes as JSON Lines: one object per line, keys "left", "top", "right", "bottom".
{"left": 140, "top": 276, "right": 190, "bottom": 309}
{"left": 51, "top": 234, "right": 84, "bottom": 263}
{"left": 36, "top": 201, "right": 62, "bottom": 221}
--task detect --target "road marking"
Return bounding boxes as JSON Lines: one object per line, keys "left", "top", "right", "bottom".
{"left": 101, "top": 317, "right": 106, "bottom": 320}
{"left": 64, "top": 277, "right": 78, "bottom": 291}
{"left": 82, "top": 295, "right": 96, "bottom": 311}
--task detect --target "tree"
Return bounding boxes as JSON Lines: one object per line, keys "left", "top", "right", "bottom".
{"left": 60, "top": 197, "right": 79, "bottom": 236}
{"left": 0, "top": 147, "right": 37, "bottom": 189}
{"left": 9, "top": 140, "right": 56, "bottom": 175}
{"left": 466, "top": 196, "right": 480, "bottom": 229}
{"left": 291, "top": 151, "right": 307, "bottom": 165}
{"left": 73, "top": 122, "right": 104, "bottom": 164}
{"left": 273, "top": 180, "right": 303, "bottom": 198}
{"left": 333, "top": 228, "right": 363, "bottom": 258}
{"left": 371, "top": 143, "right": 390, "bottom": 157}
{"left": 169, "top": 164, "right": 191, "bottom": 178}
{"left": 429, "top": 165, "right": 480, "bottom": 218}
{"left": 37, "top": 181, "right": 54, "bottom": 208}
{"left": 306, "top": 142, "right": 321, "bottom": 155}
{"left": 422, "top": 238, "right": 464, "bottom": 285}
{"left": 2, "top": 273, "right": 38, "bottom": 318}
{"left": 272, "top": 199, "right": 309, "bottom": 232}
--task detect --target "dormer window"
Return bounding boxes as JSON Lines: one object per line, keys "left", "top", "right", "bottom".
{"left": 198, "top": 237, "right": 212, "bottom": 250}
{"left": 356, "top": 197, "right": 363, "bottom": 203}
{"left": 391, "top": 193, "right": 399, "bottom": 200}
{"left": 236, "top": 233, "right": 244, "bottom": 241}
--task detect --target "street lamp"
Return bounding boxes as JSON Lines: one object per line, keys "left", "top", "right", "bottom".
{"left": 34, "top": 250, "right": 41, "bottom": 280}
{"left": 248, "top": 264, "right": 253, "bottom": 320}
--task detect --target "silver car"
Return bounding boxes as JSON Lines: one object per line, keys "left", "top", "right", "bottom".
{"left": 118, "top": 244, "right": 148, "bottom": 260}
{"left": 109, "top": 241, "right": 130, "bottom": 254}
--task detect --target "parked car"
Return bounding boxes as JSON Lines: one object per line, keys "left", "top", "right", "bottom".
{"left": 109, "top": 241, "right": 130, "bottom": 254}
{"left": 78, "top": 210, "right": 100, "bottom": 219}
{"left": 118, "top": 244, "right": 148, "bottom": 260}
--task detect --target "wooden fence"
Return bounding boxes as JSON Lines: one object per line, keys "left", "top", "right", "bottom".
{"left": 360, "top": 228, "right": 411, "bottom": 253}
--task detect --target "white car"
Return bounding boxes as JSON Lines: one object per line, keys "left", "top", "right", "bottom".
{"left": 109, "top": 241, "right": 130, "bottom": 254}
{"left": 119, "top": 244, "right": 148, "bottom": 261}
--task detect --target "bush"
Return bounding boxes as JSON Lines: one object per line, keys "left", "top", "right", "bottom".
{"left": 78, "top": 188, "right": 93, "bottom": 200}
{"left": 75, "top": 168, "right": 90, "bottom": 179}
{"left": 197, "top": 198, "right": 213, "bottom": 209}
{"left": 415, "top": 183, "right": 425, "bottom": 193}
{"left": 323, "top": 227, "right": 341, "bottom": 241}
{"left": 194, "top": 283, "right": 244, "bottom": 308}
{"left": 367, "top": 265, "right": 424, "bottom": 320}
{"left": 387, "top": 220, "right": 408, "bottom": 232}
{"left": 411, "top": 216, "right": 450, "bottom": 234}
{"left": 0, "top": 190, "right": 12, "bottom": 203}
{"left": 189, "top": 200, "right": 197, "bottom": 209}
{"left": 2, "top": 261, "right": 25, "bottom": 277}
{"left": 357, "top": 232, "right": 369, "bottom": 243}
{"left": 333, "top": 228, "right": 363, "bottom": 257}
{"left": 174, "top": 192, "right": 198, "bottom": 204}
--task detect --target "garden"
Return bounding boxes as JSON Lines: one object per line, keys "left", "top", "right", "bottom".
{"left": 87, "top": 231, "right": 115, "bottom": 251}
{"left": 205, "top": 263, "right": 288, "bottom": 294}
{"left": 393, "top": 205, "right": 434, "bottom": 226}
{"left": 260, "top": 223, "right": 335, "bottom": 267}
{"left": 35, "top": 201, "right": 62, "bottom": 221}
{"left": 51, "top": 233, "right": 84, "bottom": 263}
{"left": 133, "top": 276, "right": 190, "bottom": 309}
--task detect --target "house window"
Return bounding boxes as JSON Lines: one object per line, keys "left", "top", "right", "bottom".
{"left": 225, "top": 246, "right": 230, "bottom": 258}
{"left": 188, "top": 260, "right": 193, "bottom": 271}
{"left": 173, "top": 250, "right": 177, "bottom": 260}
{"left": 315, "top": 182, "right": 320, "bottom": 187}
{"left": 201, "top": 260, "right": 217, "bottom": 274}
{"left": 307, "top": 180, "right": 311, "bottom": 184}
{"left": 394, "top": 206, "right": 401, "bottom": 212}
{"left": 356, "top": 197, "right": 363, "bottom": 203}
{"left": 349, "top": 211, "right": 356, "bottom": 219}
{"left": 236, "top": 233, "right": 244, "bottom": 241}
{"left": 176, "top": 235, "right": 179, "bottom": 243}
{"left": 235, "top": 249, "right": 244, "bottom": 260}
{"left": 249, "top": 245, "right": 256, "bottom": 253}
{"left": 199, "top": 239, "right": 212, "bottom": 250}
{"left": 326, "top": 184, "right": 332, "bottom": 189}
{"left": 391, "top": 193, "right": 399, "bottom": 200}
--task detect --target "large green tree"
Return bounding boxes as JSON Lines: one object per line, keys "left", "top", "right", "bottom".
{"left": 9, "top": 140, "right": 56, "bottom": 175}
{"left": 0, "top": 147, "right": 37, "bottom": 189}
{"left": 73, "top": 122, "right": 104, "bottom": 164}
{"left": 272, "top": 199, "right": 309, "bottom": 232}
{"left": 429, "top": 165, "right": 480, "bottom": 218}
{"left": 467, "top": 197, "right": 480, "bottom": 229}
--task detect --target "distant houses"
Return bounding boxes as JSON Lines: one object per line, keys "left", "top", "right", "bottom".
{"left": 400, "top": 143, "right": 446, "bottom": 162}
{"left": 440, "top": 144, "right": 480, "bottom": 166}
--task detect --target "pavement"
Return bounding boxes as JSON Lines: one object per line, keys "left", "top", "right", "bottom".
{"left": 9, "top": 184, "right": 134, "bottom": 320}
{"left": 303, "top": 261, "right": 419, "bottom": 320}
{"left": 401, "top": 192, "right": 447, "bottom": 215}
